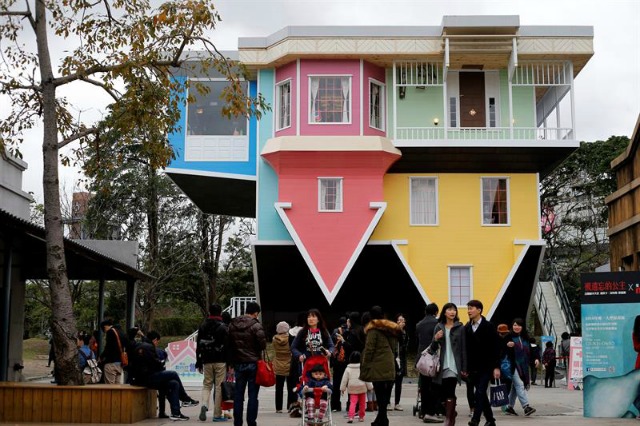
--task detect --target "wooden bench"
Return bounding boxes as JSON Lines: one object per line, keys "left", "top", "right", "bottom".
{"left": 0, "top": 382, "right": 157, "bottom": 423}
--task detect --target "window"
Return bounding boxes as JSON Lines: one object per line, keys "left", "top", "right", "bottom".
{"left": 310, "top": 76, "right": 351, "bottom": 123}
{"left": 449, "top": 97, "right": 457, "bottom": 127}
{"left": 482, "top": 177, "right": 509, "bottom": 225}
{"left": 318, "top": 178, "right": 343, "bottom": 212}
{"left": 276, "top": 80, "right": 291, "bottom": 130}
{"left": 369, "top": 80, "right": 385, "bottom": 130}
{"left": 488, "top": 97, "right": 496, "bottom": 128}
{"left": 187, "top": 80, "right": 247, "bottom": 136}
{"left": 410, "top": 177, "right": 438, "bottom": 225}
{"left": 449, "top": 266, "right": 472, "bottom": 307}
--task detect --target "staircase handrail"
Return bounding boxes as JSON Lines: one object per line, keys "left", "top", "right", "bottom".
{"left": 544, "top": 260, "right": 578, "bottom": 334}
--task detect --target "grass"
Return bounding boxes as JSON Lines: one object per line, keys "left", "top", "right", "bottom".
{"left": 23, "top": 337, "right": 50, "bottom": 360}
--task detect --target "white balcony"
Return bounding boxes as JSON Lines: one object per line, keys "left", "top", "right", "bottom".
{"left": 395, "top": 126, "right": 574, "bottom": 142}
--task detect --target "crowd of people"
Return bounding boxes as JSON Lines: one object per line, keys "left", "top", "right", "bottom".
{"left": 68, "top": 300, "right": 567, "bottom": 426}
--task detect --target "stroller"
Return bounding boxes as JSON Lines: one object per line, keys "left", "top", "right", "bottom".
{"left": 294, "top": 355, "right": 334, "bottom": 426}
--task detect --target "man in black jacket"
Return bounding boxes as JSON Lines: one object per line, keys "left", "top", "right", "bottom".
{"left": 465, "top": 300, "right": 501, "bottom": 426}
{"left": 129, "top": 331, "right": 198, "bottom": 421}
{"left": 228, "top": 302, "right": 266, "bottom": 426}
{"left": 196, "top": 303, "right": 229, "bottom": 422}
{"left": 415, "top": 303, "right": 443, "bottom": 423}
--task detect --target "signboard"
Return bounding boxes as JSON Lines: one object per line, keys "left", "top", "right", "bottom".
{"left": 567, "top": 336, "right": 582, "bottom": 390}
{"left": 164, "top": 340, "right": 204, "bottom": 386}
{"left": 581, "top": 271, "right": 640, "bottom": 418}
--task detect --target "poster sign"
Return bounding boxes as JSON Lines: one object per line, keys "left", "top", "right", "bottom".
{"left": 567, "top": 336, "right": 582, "bottom": 390}
{"left": 165, "top": 340, "right": 204, "bottom": 385}
{"left": 581, "top": 271, "right": 640, "bottom": 418}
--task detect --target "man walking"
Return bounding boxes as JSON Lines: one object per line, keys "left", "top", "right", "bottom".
{"left": 196, "top": 303, "right": 229, "bottom": 422}
{"left": 416, "top": 303, "right": 443, "bottom": 423}
{"left": 465, "top": 300, "right": 501, "bottom": 426}
{"left": 228, "top": 302, "right": 267, "bottom": 426}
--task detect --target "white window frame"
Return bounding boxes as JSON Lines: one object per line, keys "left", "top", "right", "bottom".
{"left": 480, "top": 177, "right": 510, "bottom": 226}
{"left": 318, "top": 177, "right": 343, "bottom": 212}
{"left": 409, "top": 177, "right": 438, "bottom": 226}
{"left": 275, "top": 79, "right": 292, "bottom": 131}
{"left": 369, "top": 78, "right": 385, "bottom": 131}
{"left": 448, "top": 265, "right": 473, "bottom": 307}
{"left": 309, "top": 75, "right": 352, "bottom": 125}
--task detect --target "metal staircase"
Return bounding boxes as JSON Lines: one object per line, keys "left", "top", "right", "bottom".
{"left": 534, "top": 261, "right": 577, "bottom": 345}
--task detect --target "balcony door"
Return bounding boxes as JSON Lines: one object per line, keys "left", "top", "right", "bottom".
{"left": 459, "top": 72, "right": 486, "bottom": 128}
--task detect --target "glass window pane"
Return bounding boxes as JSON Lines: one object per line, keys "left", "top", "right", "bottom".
{"left": 188, "top": 81, "right": 247, "bottom": 136}
{"left": 482, "top": 178, "right": 508, "bottom": 224}
{"left": 411, "top": 178, "right": 437, "bottom": 225}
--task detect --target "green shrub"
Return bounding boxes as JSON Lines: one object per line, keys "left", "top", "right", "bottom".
{"left": 154, "top": 316, "right": 201, "bottom": 336}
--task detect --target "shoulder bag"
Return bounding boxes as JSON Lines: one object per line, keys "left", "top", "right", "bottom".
{"left": 113, "top": 328, "right": 128, "bottom": 367}
{"left": 416, "top": 346, "right": 440, "bottom": 377}
{"left": 256, "top": 350, "right": 276, "bottom": 387}
{"left": 221, "top": 370, "right": 236, "bottom": 402}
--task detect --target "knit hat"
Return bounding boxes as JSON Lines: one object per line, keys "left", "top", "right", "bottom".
{"left": 276, "top": 321, "right": 290, "bottom": 334}
{"left": 497, "top": 324, "right": 509, "bottom": 334}
{"left": 310, "top": 364, "right": 325, "bottom": 374}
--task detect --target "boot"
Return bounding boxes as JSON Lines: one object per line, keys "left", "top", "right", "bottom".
{"left": 366, "top": 401, "right": 374, "bottom": 412}
{"left": 443, "top": 398, "right": 456, "bottom": 426}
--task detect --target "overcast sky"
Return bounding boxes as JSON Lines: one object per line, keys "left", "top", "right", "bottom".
{"left": 11, "top": 0, "right": 640, "bottom": 203}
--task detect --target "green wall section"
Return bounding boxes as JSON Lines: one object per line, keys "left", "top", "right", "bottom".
{"left": 256, "top": 69, "right": 291, "bottom": 241}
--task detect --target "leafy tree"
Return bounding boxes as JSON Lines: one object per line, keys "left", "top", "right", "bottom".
{"left": 540, "top": 136, "right": 629, "bottom": 321}
{"left": 0, "top": 0, "right": 266, "bottom": 385}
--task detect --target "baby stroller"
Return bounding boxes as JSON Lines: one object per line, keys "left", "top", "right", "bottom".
{"left": 295, "top": 355, "right": 334, "bottom": 426}
{"left": 413, "top": 375, "right": 422, "bottom": 416}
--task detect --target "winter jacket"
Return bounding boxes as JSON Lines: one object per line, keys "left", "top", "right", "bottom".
{"left": 340, "top": 363, "right": 373, "bottom": 395}
{"left": 100, "top": 326, "right": 128, "bottom": 364}
{"left": 415, "top": 314, "right": 438, "bottom": 365}
{"left": 272, "top": 332, "right": 292, "bottom": 376}
{"left": 228, "top": 315, "right": 266, "bottom": 364}
{"left": 429, "top": 321, "right": 467, "bottom": 384}
{"left": 359, "top": 319, "right": 400, "bottom": 382}
{"left": 128, "top": 341, "right": 165, "bottom": 385}
{"left": 465, "top": 316, "right": 501, "bottom": 374}
{"left": 195, "top": 316, "right": 228, "bottom": 368}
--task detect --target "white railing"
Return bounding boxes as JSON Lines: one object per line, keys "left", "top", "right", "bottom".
{"left": 395, "top": 127, "right": 573, "bottom": 141}
{"left": 513, "top": 61, "right": 571, "bottom": 86}
{"left": 396, "top": 61, "right": 444, "bottom": 86}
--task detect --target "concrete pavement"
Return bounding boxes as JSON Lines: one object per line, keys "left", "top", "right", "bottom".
{"left": 2, "top": 379, "right": 629, "bottom": 426}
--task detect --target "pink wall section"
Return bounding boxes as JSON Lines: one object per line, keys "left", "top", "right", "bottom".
{"left": 363, "top": 61, "right": 387, "bottom": 137}
{"left": 275, "top": 61, "right": 297, "bottom": 137}
{"left": 300, "top": 59, "right": 361, "bottom": 136}
{"left": 266, "top": 150, "right": 399, "bottom": 292}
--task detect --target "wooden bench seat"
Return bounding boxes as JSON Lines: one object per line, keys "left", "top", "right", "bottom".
{"left": 0, "top": 382, "right": 157, "bottom": 423}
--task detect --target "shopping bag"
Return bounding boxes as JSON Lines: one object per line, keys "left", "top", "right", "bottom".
{"left": 490, "top": 380, "right": 509, "bottom": 407}
{"left": 416, "top": 346, "right": 440, "bottom": 377}
{"left": 221, "top": 380, "right": 235, "bottom": 402}
{"left": 256, "top": 351, "right": 276, "bottom": 387}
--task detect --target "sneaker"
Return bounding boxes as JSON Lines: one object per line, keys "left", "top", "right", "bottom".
{"left": 199, "top": 405, "right": 207, "bottom": 421}
{"left": 169, "top": 413, "right": 189, "bottom": 421}
{"left": 524, "top": 405, "right": 536, "bottom": 416}
{"left": 347, "top": 420, "right": 353, "bottom": 424}
{"left": 181, "top": 399, "right": 199, "bottom": 408}
{"left": 394, "top": 404, "right": 404, "bottom": 411}
{"left": 212, "top": 417, "right": 228, "bottom": 422}
{"left": 504, "top": 406, "right": 518, "bottom": 416}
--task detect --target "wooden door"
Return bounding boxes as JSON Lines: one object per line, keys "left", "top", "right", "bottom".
{"left": 460, "top": 72, "right": 486, "bottom": 128}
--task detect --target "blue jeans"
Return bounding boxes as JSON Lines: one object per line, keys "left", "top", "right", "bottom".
{"left": 146, "top": 370, "right": 189, "bottom": 415}
{"left": 508, "top": 370, "right": 529, "bottom": 408}
{"left": 234, "top": 363, "right": 259, "bottom": 426}
{"left": 470, "top": 370, "right": 495, "bottom": 424}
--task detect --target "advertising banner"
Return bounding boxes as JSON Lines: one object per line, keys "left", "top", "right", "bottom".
{"left": 165, "top": 339, "right": 204, "bottom": 385}
{"left": 581, "top": 271, "right": 640, "bottom": 418}
{"left": 566, "top": 336, "right": 582, "bottom": 390}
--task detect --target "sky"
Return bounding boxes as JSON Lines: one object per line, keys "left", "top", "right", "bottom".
{"left": 8, "top": 0, "right": 640, "bottom": 203}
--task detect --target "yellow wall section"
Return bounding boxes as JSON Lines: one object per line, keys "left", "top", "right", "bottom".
{"left": 373, "top": 173, "right": 540, "bottom": 320}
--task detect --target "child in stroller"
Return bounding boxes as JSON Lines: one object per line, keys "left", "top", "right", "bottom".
{"left": 296, "top": 355, "right": 333, "bottom": 425}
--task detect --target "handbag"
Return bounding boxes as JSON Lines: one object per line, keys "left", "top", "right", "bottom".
{"left": 113, "top": 329, "right": 128, "bottom": 367}
{"left": 221, "top": 372, "right": 235, "bottom": 402}
{"left": 255, "top": 351, "right": 276, "bottom": 387}
{"left": 416, "top": 346, "right": 440, "bottom": 377}
{"left": 490, "top": 379, "right": 509, "bottom": 407}
{"left": 500, "top": 355, "right": 513, "bottom": 381}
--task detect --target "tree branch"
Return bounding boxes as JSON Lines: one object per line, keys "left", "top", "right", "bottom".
{"left": 79, "top": 76, "right": 120, "bottom": 101}
{"left": 0, "top": 5, "right": 35, "bottom": 30}
{"left": 58, "top": 127, "right": 98, "bottom": 149}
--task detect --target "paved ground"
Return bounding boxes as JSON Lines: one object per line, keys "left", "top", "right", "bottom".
{"left": 3, "top": 377, "right": 633, "bottom": 425}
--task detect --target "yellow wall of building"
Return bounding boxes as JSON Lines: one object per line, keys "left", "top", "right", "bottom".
{"left": 374, "top": 173, "right": 540, "bottom": 320}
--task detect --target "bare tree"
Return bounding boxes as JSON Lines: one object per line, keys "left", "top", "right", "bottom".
{"left": 0, "top": 0, "right": 266, "bottom": 384}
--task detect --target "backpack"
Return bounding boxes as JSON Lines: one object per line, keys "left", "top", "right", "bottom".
{"left": 199, "top": 320, "right": 224, "bottom": 354}
{"left": 79, "top": 349, "right": 102, "bottom": 384}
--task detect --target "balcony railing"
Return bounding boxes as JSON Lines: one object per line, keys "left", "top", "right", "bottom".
{"left": 395, "top": 127, "right": 574, "bottom": 141}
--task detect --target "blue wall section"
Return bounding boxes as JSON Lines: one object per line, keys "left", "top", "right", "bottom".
{"left": 256, "top": 69, "right": 291, "bottom": 241}
{"left": 168, "top": 78, "right": 257, "bottom": 177}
